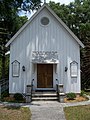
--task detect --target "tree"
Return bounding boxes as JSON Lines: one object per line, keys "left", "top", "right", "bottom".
{"left": 0, "top": 27, "right": 9, "bottom": 79}
{"left": 49, "top": 0, "right": 90, "bottom": 89}
{"left": 0, "top": 0, "right": 41, "bottom": 79}
{"left": 0, "top": 16, "right": 28, "bottom": 79}
{"left": 68, "top": 0, "right": 90, "bottom": 89}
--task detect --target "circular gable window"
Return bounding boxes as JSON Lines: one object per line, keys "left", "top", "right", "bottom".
{"left": 41, "top": 17, "right": 49, "bottom": 26}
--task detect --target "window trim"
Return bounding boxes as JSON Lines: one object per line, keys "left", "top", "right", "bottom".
{"left": 70, "top": 61, "right": 78, "bottom": 78}
{"left": 40, "top": 16, "right": 50, "bottom": 26}
{"left": 12, "top": 60, "right": 20, "bottom": 77}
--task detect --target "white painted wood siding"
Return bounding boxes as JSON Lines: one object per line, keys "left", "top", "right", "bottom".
{"left": 9, "top": 8, "right": 80, "bottom": 93}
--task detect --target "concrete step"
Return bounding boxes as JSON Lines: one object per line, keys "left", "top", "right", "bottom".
{"left": 32, "top": 93, "right": 57, "bottom": 97}
{"left": 32, "top": 91, "right": 56, "bottom": 94}
{"left": 32, "top": 91, "right": 58, "bottom": 101}
{"left": 32, "top": 97, "right": 58, "bottom": 101}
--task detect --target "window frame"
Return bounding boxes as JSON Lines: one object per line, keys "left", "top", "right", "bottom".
{"left": 40, "top": 17, "right": 50, "bottom": 26}
{"left": 12, "top": 60, "right": 20, "bottom": 77}
{"left": 70, "top": 61, "right": 78, "bottom": 78}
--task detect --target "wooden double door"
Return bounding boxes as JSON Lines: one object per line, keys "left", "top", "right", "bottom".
{"left": 37, "top": 64, "right": 53, "bottom": 88}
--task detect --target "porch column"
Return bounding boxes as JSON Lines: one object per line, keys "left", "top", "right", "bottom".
{"left": 58, "top": 84, "right": 65, "bottom": 102}
{"left": 26, "top": 85, "right": 32, "bottom": 103}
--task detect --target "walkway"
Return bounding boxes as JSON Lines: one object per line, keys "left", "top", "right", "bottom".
{"left": 30, "top": 97, "right": 90, "bottom": 120}
{"left": 30, "top": 101, "right": 66, "bottom": 120}
{"left": 0, "top": 96, "right": 90, "bottom": 120}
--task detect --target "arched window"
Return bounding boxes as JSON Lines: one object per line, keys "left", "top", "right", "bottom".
{"left": 70, "top": 61, "right": 78, "bottom": 78}
{"left": 12, "top": 60, "right": 20, "bottom": 77}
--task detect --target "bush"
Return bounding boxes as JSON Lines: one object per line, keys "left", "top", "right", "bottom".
{"left": 14, "top": 93, "right": 23, "bottom": 101}
{"left": 3, "top": 97, "right": 15, "bottom": 102}
{"left": 80, "top": 90, "right": 85, "bottom": 96}
{"left": 1, "top": 90, "right": 9, "bottom": 98}
{"left": 67, "top": 92, "right": 76, "bottom": 100}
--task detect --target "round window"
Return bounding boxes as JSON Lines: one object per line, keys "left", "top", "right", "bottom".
{"left": 41, "top": 17, "right": 49, "bottom": 25}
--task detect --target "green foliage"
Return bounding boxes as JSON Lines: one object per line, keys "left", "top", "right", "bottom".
{"left": 67, "top": 93, "right": 76, "bottom": 100}
{"left": 49, "top": 0, "right": 90, "bottom": 89}
{"left": 0, "top": 58, "right": 2, "bottom": 79}
{"left": 80, "top": 90, "right": 85, "bottom": 96}
{"left": 64, "top": 105, "right": 90, "bottom": 120}
{"left": 0, "top": 0, "right": 41, "bottom": 79}
{"left": 0, "top": 0, "right": 90, "bottom": 90}
{"left": 84, "top": 91, "right": 90, "bottom": 96}
{"left": 14, "top": 93, "right": 24, "bottom": 101}
{"left": 49, "top": 1, "right": 70, "bottom": 25}
{"left": 1, "top": 90, "right": 9, "bottom": 99}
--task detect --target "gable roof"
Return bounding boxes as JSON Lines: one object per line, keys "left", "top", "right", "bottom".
{"left": 6, "top": 3, "right": 84, "bottom": 48}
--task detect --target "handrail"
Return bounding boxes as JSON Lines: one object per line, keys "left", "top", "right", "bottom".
{"left": 31, "top": 79, "right": 34, "bottom": 94}
{"left": 56, "top": 79, "right": 59, "bottom": 101}
{"left": 31, "top": 79, "right": 34, "bottom": 86}
{"left": 31, "top": 79, "right": 34, "bottom": 90}
{"left": 56, "top": 79, "right": 59, "bottom": 92}
{"left": 56, "top": 79, "right": 59, "bottom": 84}
{"left": 31, "top": 79, "right": 34, "bottom": 102}
{"left": 21, "top": 93, "right": 26, "bottom": 99}
{"left": 0, "top": 78, "right": 9, "bottom": 100}
{"left": 0, "top": 78, "right": 8, "bottom": 81}
{"left": 0, "top": 78, "right": 8, "bottom": 85}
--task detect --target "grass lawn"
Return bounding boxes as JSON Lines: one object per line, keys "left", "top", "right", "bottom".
{"left": 64, "top": 105, "right": 90, "bottom": 120}
{"left": 0, "top": 105, "right": 31, "bottom": 120}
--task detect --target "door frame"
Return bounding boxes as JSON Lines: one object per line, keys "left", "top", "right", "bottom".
{"left": 36, "top": 64, "right": 55, "bottom": 90}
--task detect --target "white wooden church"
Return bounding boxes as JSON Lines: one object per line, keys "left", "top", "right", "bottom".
{"left": 6, "top": 4, "right": 84, "bottom": 97}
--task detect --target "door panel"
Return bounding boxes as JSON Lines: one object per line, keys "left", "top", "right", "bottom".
{"left": 37, "top": 64, "right": 53, "bottom": 88}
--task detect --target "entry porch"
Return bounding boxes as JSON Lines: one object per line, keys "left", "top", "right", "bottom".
{"left": 26, "top": 63, "right": 65, "bottom": 102}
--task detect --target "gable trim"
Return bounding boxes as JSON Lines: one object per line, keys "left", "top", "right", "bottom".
{"left": 6, "top": 3, "right": 84, "bottom": 48}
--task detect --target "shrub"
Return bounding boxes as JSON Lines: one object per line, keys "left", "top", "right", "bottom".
{"left": 80, "top": 90, "right": 85, "bottom": 96}
{"left": 1, "top": 90, "right": 9, "bottom": 98}
{"left": 67, "top": 92, "right": 76, "bottom": 100}
{"left": 14, "top": 93, "right": 23, "bottom": 101}
{"left": 3, "top": 97, "right": 15, "bottom": 102}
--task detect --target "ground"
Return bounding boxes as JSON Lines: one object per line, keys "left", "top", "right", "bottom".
{"left": 30, "top": 101, "right": 66, "bottom": 120}
{"left": 0, "top": 105, "right": 31, "bottom": 120}
{"left": 64, "top": 95, "right": 88, "bottom": 103}
{"left": 64, "top": 105, "right": 90, "bottom": 120}
{"left": 0, "top": 91, "right": 90, "bottom": 120}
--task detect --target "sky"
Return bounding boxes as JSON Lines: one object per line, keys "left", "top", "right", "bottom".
{"left": 20, "top": 0, "right": 74, "bottom": 18}
{"left": 43, "top": 0, "right": 74, "bottom": 5}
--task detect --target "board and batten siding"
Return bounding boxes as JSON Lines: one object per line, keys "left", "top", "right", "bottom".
{"left": 9, "top": 7, "right": 80, "bottom": 93}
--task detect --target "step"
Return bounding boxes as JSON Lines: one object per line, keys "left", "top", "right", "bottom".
{"left": 32, "top": 91, "right": 57, "bottom": 94}
{"left": 31, "top": 91, "right": 58, "bottom": 101}
{"left": 59, "top": 93, "right": 65, "bottom": 96}
{"left": 32, "top": 97, "right": 58, "bottom": 101}
{"left": 32, "top": 93, "right": 57, "bottom": 97}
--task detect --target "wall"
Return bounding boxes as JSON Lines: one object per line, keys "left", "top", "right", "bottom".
{"left": 9, "top": 7, "right": 80, "bottom": 93}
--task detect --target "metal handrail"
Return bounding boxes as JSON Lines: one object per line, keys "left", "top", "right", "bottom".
{"left": 56, "top": 79, "right": 59, "bottom": 92}
{"left": 0, "top": 78, "right": 9, "bottom": 99}
{"left": 31, "top": 79, "right": 34, "bottom": 86}
{"left": 31, "top": 79, "right": 34, "bottom": 92}
{"left": 31, "top": 79, "right": 34, "bottom": 89}
{"left": 56, "top": 79, "right": 59, "bottom": 85}
{"left": 56, "top": 79, "right": 59, "bottom": 101}
{"left": 31, "top": 79, "right": 34, "bottom": 101}
{"left": 0, "top": 78, "right": 8, "bottom": 84}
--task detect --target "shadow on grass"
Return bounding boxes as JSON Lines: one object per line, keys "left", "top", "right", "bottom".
{"left": 3, "top": 105, "right": 21, "bottom": 110}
